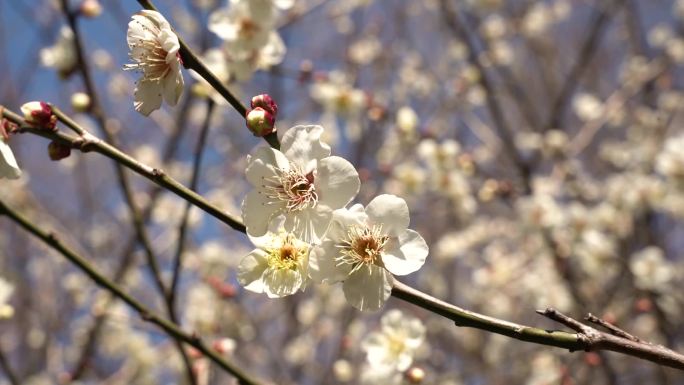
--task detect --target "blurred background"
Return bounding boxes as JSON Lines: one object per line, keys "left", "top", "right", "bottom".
{"left": 1, "top": 0, "right": 684, "bottom": 384}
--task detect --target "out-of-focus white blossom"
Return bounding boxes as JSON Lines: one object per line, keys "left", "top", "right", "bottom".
{"left": 630, "top": 247, "right": 673, "bottom": 292}
{"left": 572, "top": 93, "right": 603, "bottom": 122}
{"left": 40, "top": 26, "right": 77, "bottom": 77}
{"left": 0, "top": 277, "right": 14, "bottom": 318}
{"left": 362, "top": 309, "right": 426, "bottom": 371}
{"left": 656, "top": 134, "right": 684, "bottom": 185}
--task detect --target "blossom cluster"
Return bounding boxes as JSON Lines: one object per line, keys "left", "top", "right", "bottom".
{"left": 238, "top": 124, "right": 429, "bottom": 311}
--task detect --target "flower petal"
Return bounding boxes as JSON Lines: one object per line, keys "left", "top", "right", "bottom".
{"left": 316, "top": 156, "right": 360, "bottom": 209}
{"left": 0, "top": 139, "right": 21, "bottom": 180}
{"left": 382, "top": 229, "right": 428, "bottom": 276}
{"left": 245, "top": 147, "right": 289, "bottom": 187}
{"left": 366, "top": 194, "right": 410, "bottom": 236}
{"left": 237, "top": 249, "right": 269, "bottom": 293}
{"left": 242, "top": 190, "right": 284, "bottom": 238}
{"left": 162, "top": 67, "right": 184, "bottom": 106}
{"left": 283, "top": 205, "right": 332, "bottom": 244}
{"left": 281, "top": 125, "right": 331, "bottom": 169}
{"left": 308, "top": 240, "right": 351, "bottom": 284}
{"left": 134, "top": 80, "right": 163, "bottom": 116}
{"left": 342, "top": 265, "right": 393, "bottom": 311}
{"left": 263, "top": 268, "right": 302, "bottom": 298}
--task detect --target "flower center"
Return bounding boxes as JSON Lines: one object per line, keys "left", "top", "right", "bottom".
{"left": 267, "top": 233, "right": 307, "bottom": 271}
{"left": 263, "top": 167, "right": 318, "bottom": 212}
{"left": 336, "top": 225, "right": 389, "bottom": 274}
{"left": 124, "top": 38, "right": 171, "bottom": 82}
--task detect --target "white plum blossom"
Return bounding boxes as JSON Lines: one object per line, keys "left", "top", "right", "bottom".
{"left": 124, "top": 10, "right": 184, "bottom": 116}
{"left": 238, "top": 229, "right": 310, "bottom": 297}
{"left": 40, "top": 26, "right": 77, "bottom": 77}
{"left": 309, "top": 194, "right": 429, "bottom": 311}
{"left": 0, "top": 136, "right": 21, "bottom": 180}
{"left": 242, "top": 125, "right": 360, "bottom": 244}
{"left": 630, "top": 247, "right": 674, "bottom": 292}
{"left": 362, "top": 309, "right": 426, "bottom": 371}
{"left": 208, "top": 0, "right": 275, "bottom": 50}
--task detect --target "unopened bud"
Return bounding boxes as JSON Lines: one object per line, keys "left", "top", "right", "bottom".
{"left": 246, "top": 107, "right": 275, "bottom": 137}
{"left": 21, "top": 102, "right": 57, "bottom": 131}
{"left": 48, "top": 141, "right": 71, "bottom": 161}
{"left": 250, "top": 94, "right": 278, "bottom": 117}
{"left": 71, "top": 92, "right": 91, "bottom": 112}
{"left": 212, "top": 338, "right": 236, "bottom": 355}
{"left": 405, "top": 367, "right": 426, "bottom": 384}
{"left": 80, "top": 0, "right": 102, "bottom": 18}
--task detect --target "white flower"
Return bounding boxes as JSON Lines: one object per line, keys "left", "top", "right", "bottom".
{"left": 362, "top": 309, "right": 425, "bottom": 371}
{"left": 0, "top": 277, "right": 14, "bottom": 318}
{"left": 0, "top": 137, "right": 21, "bottom": 180}
{"left": 124, "top": 10, "right": 184, "bottom": 116}
{"left": 309, "top": 194, "right": 429, "bottom": 311}
{"left": 630, "top": 247, "right": 673, "bottom": 292}
{"left": 189, "top": 48, "right": 231, "bottom": 103}
{"left": 226, "top": 31, "right": 287, "bottom": 82}
{"left": 40, "top": 26, "right": 77, "bottom": 77}
{"left": 242, "top": 125, "right": 360, "bottom": 244}
{"left": 209, "top": 0, "right": 274, "bottom": 50}
{"left": 238, "top": 230, "right": 310, "bottom": 297}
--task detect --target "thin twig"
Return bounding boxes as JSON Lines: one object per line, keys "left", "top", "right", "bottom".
{"left": 0, "top": 200, "right": 264, "bottom": 385}
{"left": 0, "top": 344, "right": 19, "bottom": 385}
{"left": 585, "top": 313, "right": 641, "bottom": 342}
{"left": 2, "top": 106, "right": 244, "bottom": 232}
{"left": 169, "top": 99, "right": 215, "bottom": 315}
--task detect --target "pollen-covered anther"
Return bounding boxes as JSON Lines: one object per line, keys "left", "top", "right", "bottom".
{"left": 267, "top": 234, "right": 308, "bottom": 271}
{"left": 336, "top": 225, "right": 389, "bottom": 273}
{"left": 263, "top": 167, "right": 318, "bottom": 212}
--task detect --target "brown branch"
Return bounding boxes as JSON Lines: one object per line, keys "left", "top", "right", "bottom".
{"left": 538, "top": 308, "right": 684, "bottom": 369}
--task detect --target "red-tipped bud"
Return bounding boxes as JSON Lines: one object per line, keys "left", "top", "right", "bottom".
{"left": 405, "top": 367, "right": 426, "bottom": 384}
{"left": 48, "top": 141, "right": 71, "bottom": 161}
{"left": 21, "top": 102, "right": 57, "bottom": 131}
{"left": 250, "top": 94, "right": 278, "bottom": 117}
{"left": 246, "top": 107, "right": 276, "bottom": 137}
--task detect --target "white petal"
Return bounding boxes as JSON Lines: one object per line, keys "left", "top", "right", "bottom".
{"left": 0, "top": 139, "right": 21, "bottom": 180}
{"left": 242, "top": 190, "right": 284, "bottom": 238}
{"left": 308, "top": 241, "right": 351, "bottom": 283}
{"left": 281, "top": 125, "right": 331, "bottom": 168}
{"left": 162, "top": 66, "right": 184, "bottom": 106}
{"left": 342, "top": 265, "right": 393, "bottom": 311}
{"left": 396, "top": 353, "right": 414, "bottom": 372}
{"left": 283, "top": 205, "right": 333, "bottom": 244}
{"left": 263, "top": 268, "right": 302, "bottom": 298}
{"left": 316, "top": 156, "right": 360, "bottom": 209}
{"left": 245, "top": 147, "right": 289, "bottom": 187}
{"left": 134, "top": 80, "right": 163, "bottom": 116}
{"left": 327, "top": 206, "right": 368, "bottom": 241}
{"left": 382, "top": 230, "right": 428, "bottom": 276}
{"left": 237, "top": 250, "right": 269, "bottom": 293}
{"left": 366, "top": 194, "right": 410, "bottom": 236}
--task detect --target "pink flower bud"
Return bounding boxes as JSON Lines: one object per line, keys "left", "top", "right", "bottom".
{"left": 21, "top": 102, "right": 57, "bottom": 131}
{"left": 245, "top": 107, "right": 276, "bottom": 137}
{"left": 250, "top": 94, "right": 278, "bottom": 117}
{"left": 48, "top": 141, "right": 71, "bottom": 161}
